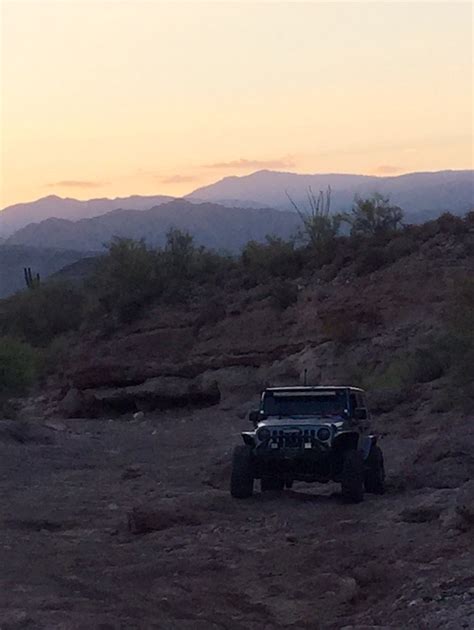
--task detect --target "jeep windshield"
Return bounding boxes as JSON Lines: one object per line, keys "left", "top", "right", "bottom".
{"left": 262, "top": 390, "right": 348, "bottom": 418}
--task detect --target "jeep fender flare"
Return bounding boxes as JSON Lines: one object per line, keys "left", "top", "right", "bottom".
{"left": 241, "top": 432, "right": 256, "bottom": 447}
{"left": 359, "top": 435, "right": 377, "bottom": 460}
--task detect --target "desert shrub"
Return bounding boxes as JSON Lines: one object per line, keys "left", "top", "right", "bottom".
{"left": 407, "top": 346, "right": 450, "bottom": 383}
{"left": 88, "top": 232, "right": 236, "bottom": 318}
{"left": 341, "top": 193, "right": 404, "bottom": 238}
{"left": 88, "top": 237, "right": 164, "bottom": 322}
{"left": 241, "top": 236, "right": 302, "bottom": 281}
{"left": 0, "top": 282, "right": 85, "bottom": 346}
{"left": 287, "top": 187, "right": 340, "bottom": 264}
{"left": 385, "top": 233, "right": 417, "bottom": 263}
{"left": 0, "top": 337, "right": 38, "bottom": 402}
{"left": 354, "top": 246, "right": 389, "bottom": 276}
{"left": 163, "top": 227, "right": 196, "bottom": 280}
{"left": 436, "top": 212, "right": 466, "bottom": 235}
{"left": 269, "top": 281, "right": 299, "bottom": 310}
{"left": 370, "top": 342, "right": 449, "bottom": 394}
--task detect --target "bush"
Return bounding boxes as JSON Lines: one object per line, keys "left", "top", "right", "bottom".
{"left": 88, "top": 238, "right": 163, "bottom": 322}
{"left": 0, "top": 337, "right": 38, "bottom": 401}
{"left": 241, "top": 236, "right": 303, "bottom": 281}
{"left": 0, "top": 282, "right": 85, "bottom": 346}
{"left": 88, "top": 232, "right": 236, "bottom": 318}
{"left": 341, "top": 193, "right": 404, "bottom": 238}
{"left": 287, "top": 187, "right": 340, "bottom": 264}
{"left": 354, "top": 247, "right": 389, "bottom": 276}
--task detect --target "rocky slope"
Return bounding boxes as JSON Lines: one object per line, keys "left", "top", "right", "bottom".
{"left": 39, "top": 214, "right": 472, "bottom": 420}
{"left": 2, "top": 215, "right": 473, "bottom": 629}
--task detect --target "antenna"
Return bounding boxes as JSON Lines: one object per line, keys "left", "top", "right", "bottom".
{"left": 303, "top": 368, "right": 308, "bottom": 386}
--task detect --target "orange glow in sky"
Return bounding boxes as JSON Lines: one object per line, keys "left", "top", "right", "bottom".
{"left": 1, "top": 1, "right": 472, "bottom": 207}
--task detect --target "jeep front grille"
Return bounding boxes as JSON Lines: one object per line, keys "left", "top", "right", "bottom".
{"left": 271, "top": 429, "right": 316, "bottom": 449}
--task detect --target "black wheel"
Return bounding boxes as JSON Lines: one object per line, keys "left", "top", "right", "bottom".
{"left": 261, "top": 476, "right": 285, "bottom": 492}
{"left": 341, "top": 449, "right": 364, "bottom": 503}
{"left": 230, "top": 446, "right": 254, "bottom": 498}
{"left": 364, "top": 445, "right": 385, "bottom": 494}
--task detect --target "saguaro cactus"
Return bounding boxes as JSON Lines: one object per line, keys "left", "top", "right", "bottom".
{"left": 23, "top": 267, "right": 41, "bottom": 289}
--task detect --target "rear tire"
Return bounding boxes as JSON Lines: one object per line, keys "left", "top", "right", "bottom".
{"left": 341, "top": 450, "right": 364, "bottom": 503}
{"left": 261, "top": 476, "right": 285, "bottom": 493}
{"left": 364, "top": 445, "right": 385, "bottom": 494}
{"left": 230, "top": 446, "right": 254, "bottom": 498}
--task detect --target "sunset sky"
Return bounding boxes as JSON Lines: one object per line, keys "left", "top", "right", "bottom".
{"left": 1, "top": 0, "right": 472, "bottom": 208}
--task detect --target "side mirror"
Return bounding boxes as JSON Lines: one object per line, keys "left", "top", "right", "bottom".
{"left": 354, "top": 407, "right": 368, "bottom": 421}
{"left": 248, "top": 410, "right": 260, "bottom": 425}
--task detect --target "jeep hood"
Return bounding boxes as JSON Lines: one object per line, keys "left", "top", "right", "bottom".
{"left": 258, "top": 416, "right": 345, "bottom": 428}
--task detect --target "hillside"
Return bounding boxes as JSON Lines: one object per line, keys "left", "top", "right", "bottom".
{"left": 0, "top": 245, "right": 93, "bottom": 298}
{"left": 1, "top": 212, "right": 473, "bottom": 629}
{"left": 6, "top": 199, "right": 301, "bottom": 252}
{"left": 188, "top": 169, "right": 474, "bottom": 219}
{"left": 0, "top": 194, "right": 174, "bottom": 237}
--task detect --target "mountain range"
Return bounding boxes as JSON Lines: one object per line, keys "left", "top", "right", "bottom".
{"left": 0, "top": 194, "right": 174, "bottom": 237}
{"left": 189, "top": 169, "right": 474, "bottom": 219}
{"left": 1, "top": 170, "right": 472, "bottom": 239}
{"left": 4, "top": 199, "right": 301, "bottom": 253}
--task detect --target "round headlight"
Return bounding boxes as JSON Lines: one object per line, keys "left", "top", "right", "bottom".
{"left": 317, "top": 427, "right": 331, "bottom": 441}
{"left": 257, "top": 427, "right": 271, "bottom": 442}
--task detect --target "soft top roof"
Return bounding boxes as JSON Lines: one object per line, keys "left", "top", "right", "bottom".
{"left": 264, "top": 386, "right": 365, "bottom": 393}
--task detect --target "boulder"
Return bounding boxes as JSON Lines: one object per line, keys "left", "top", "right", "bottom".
{"left": 84, "top": 375, "right": 220, "bottom": 413}
{"left": 59, "top": 388, "right": 85, "bottom": 418}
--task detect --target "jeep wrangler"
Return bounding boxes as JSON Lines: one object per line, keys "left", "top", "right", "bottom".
{"left": 230, "top": 386, "right": 385, "bottom": 502}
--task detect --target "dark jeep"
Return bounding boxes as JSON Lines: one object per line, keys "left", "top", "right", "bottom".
{"left": 230, "top": 386, "right": 385, "bottom": 502}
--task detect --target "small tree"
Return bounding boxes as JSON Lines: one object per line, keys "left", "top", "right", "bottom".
{"left": 164, "top": 228, "right": 196, "bottom": 279}
{"left": 90, "top": 238, "right": 162, "bottom": 321}
{"left": 341, "top": 193, "right": 403, "bottom": 238}
{"left": 286, "top": 186, "right": 340, "bottom": 263}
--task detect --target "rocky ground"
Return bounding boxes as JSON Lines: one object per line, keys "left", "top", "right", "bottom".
{"left": 1, "top": 401, "right": 473, "bottom": 630}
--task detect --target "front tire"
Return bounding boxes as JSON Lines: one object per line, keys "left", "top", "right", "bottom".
{"left": 364, "top": 445, "right": 385, "bottom": 494}
{"left": 230, "top": 446, "right": 254, "bottom": 498}
{"left": 341, "top": 450, "right": 364, "bottom": 503}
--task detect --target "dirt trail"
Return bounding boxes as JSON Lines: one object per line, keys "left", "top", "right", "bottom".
{"left": 0, "top": 407, "right": 473, "bottom": 630}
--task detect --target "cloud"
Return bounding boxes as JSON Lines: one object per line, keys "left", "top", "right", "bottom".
{"left": 203, "top": 157, "right": 296, "bottom": 169}
{"left": 158, "top": 174, "right": 197, "bottom": 184}
{"left": 374, "top": 165, "right": 402, "bottom": 174}
{"left": 46, "top": 180, "right": 108, "bottom": 188}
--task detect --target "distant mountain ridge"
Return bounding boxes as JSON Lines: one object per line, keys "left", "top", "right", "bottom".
{"left": 5, "top": 199, "right": 301, "bottom": 252}
{"left": 0, "top": 194, "right": 175, "bottom": 237}
{"left": 187, "top": 169, "right": 474, "bottom": 220}
{"left": 2, "top": 170, "right": 472, "bottom": 239}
